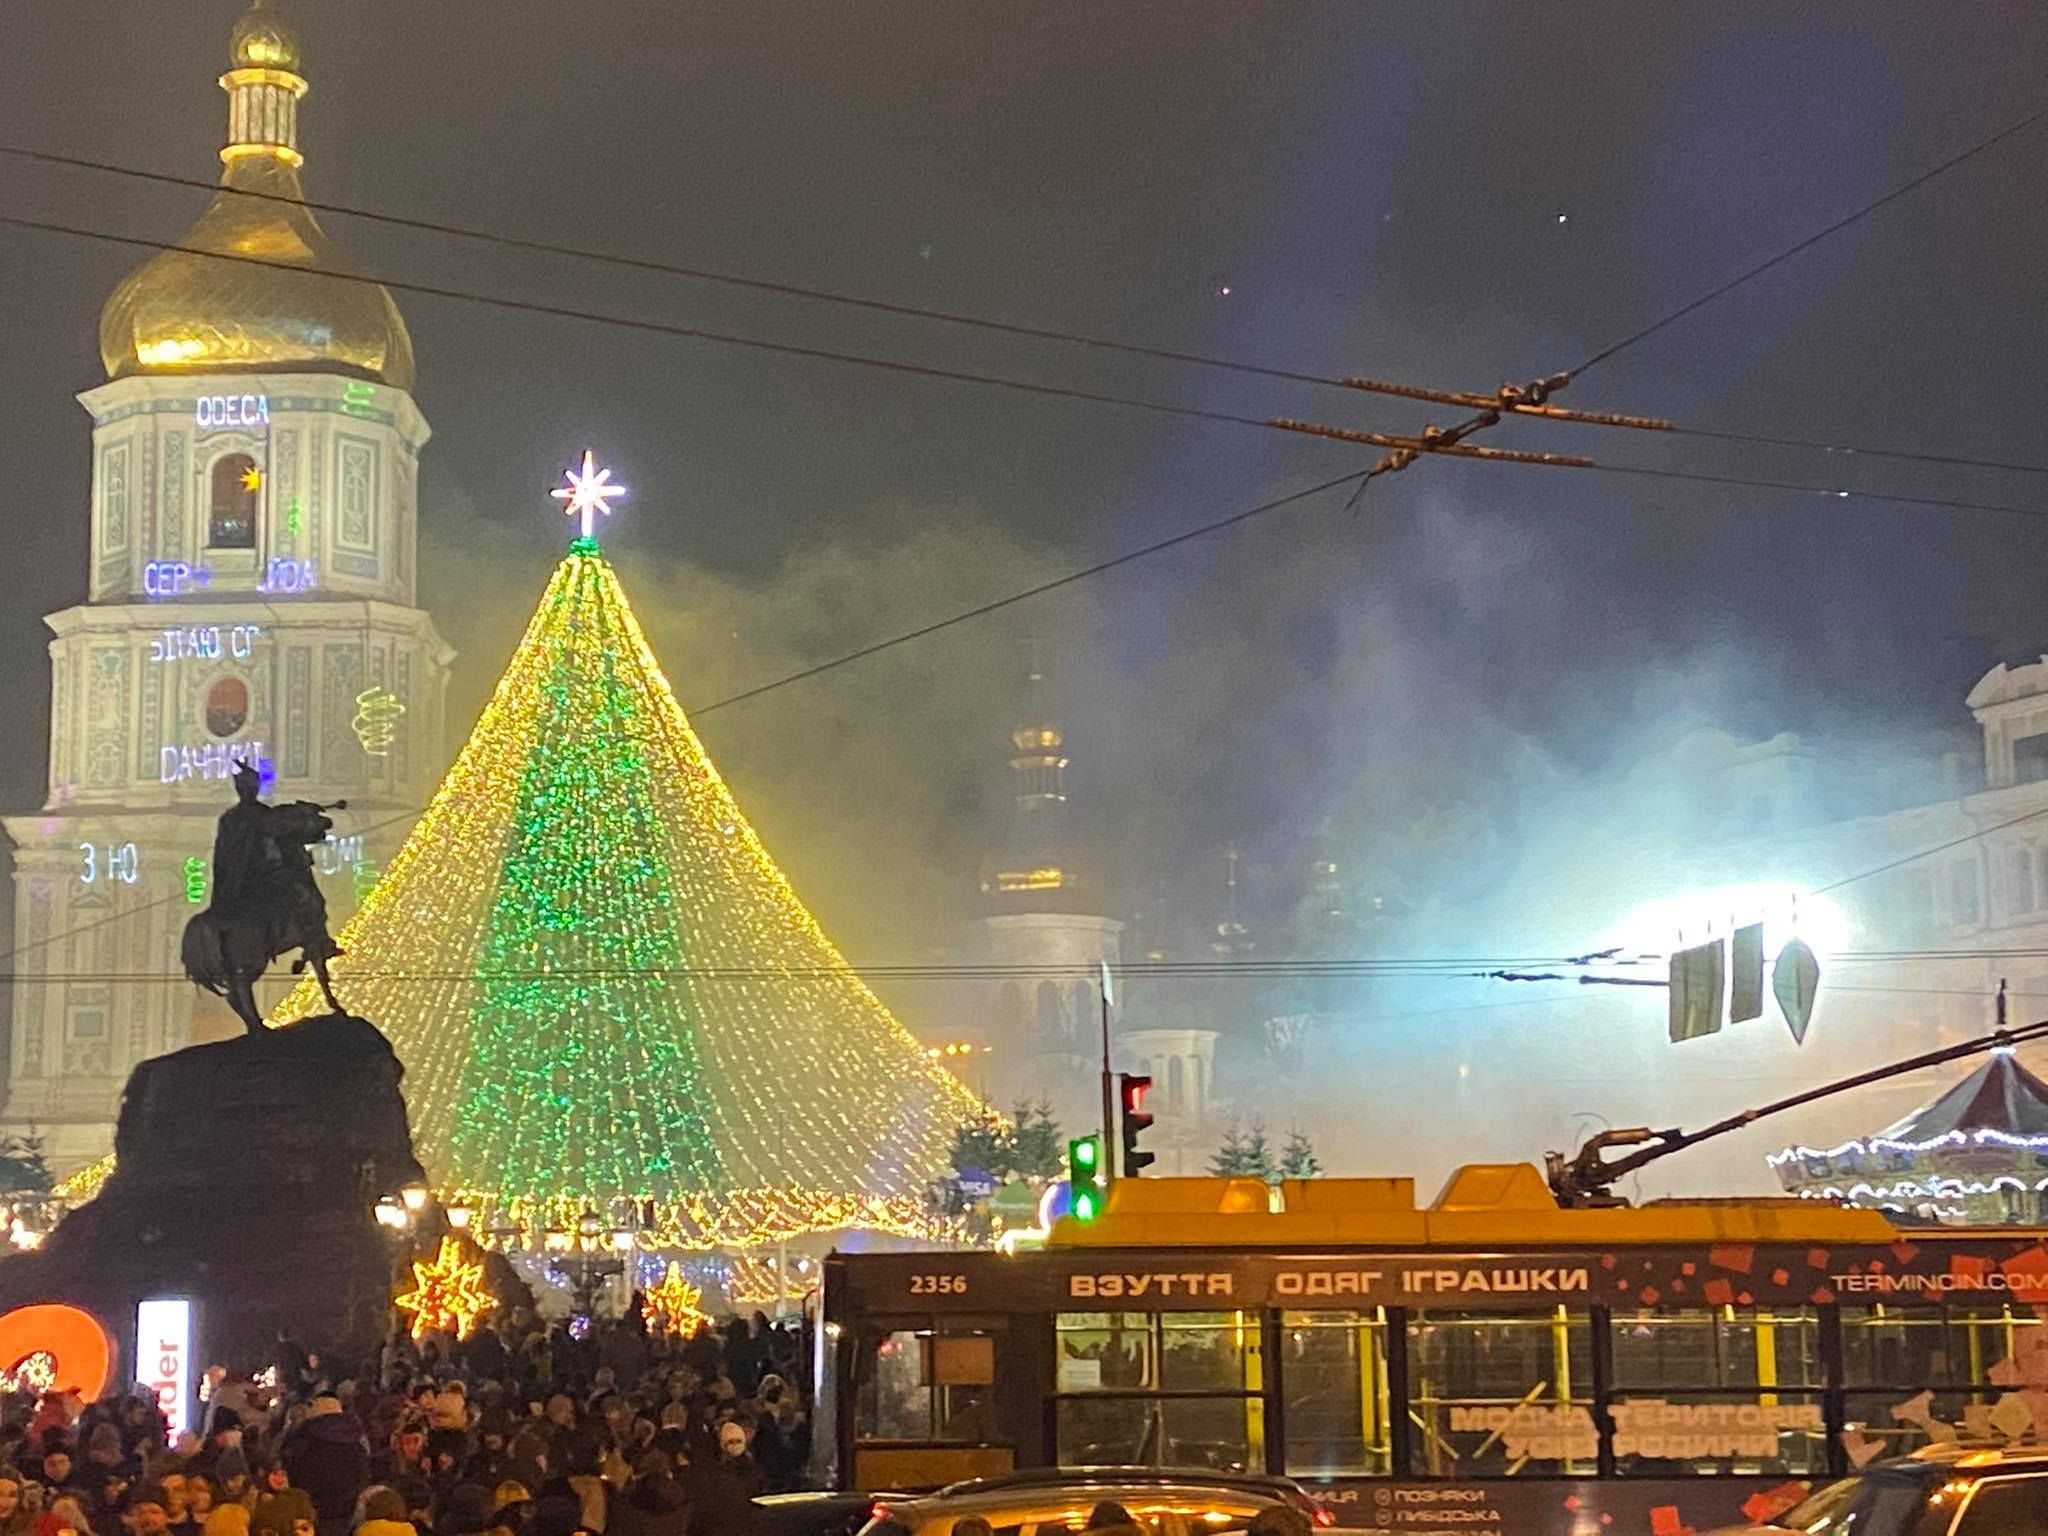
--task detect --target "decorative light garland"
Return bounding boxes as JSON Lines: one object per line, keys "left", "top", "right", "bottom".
{"left": 1794, "top": 1175, "right": 2048, "bottom": 1202}
{"left": 51, "top": 1156, "right": 114, "bottom": 1205}
{"left": 394, "top": 1237, "right": 495, "bottom": 1341}
{"left": 269, "top": 541, "right": 982, "bottom": 1249}
{"left": 1767, "top": 1127, "right": 2048, "bottom": 1166}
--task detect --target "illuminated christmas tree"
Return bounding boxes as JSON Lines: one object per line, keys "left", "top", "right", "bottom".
{"left": 271, "top": 457, "right": 980, "bottom": 1247}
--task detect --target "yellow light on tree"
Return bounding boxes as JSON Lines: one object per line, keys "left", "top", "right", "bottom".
{"left": 269, "top": 460, "right": 982, "bottom": 1250}
{"left": 642, "top": 1262, "right": 710, "bottom": 1336}
{"left": 394, "top": 1237, "right": 495, "bottom": 1341}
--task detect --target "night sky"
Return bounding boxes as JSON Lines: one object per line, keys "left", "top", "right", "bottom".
{"left": 9, "top": 4, "right": 2048, "bottom": 1178}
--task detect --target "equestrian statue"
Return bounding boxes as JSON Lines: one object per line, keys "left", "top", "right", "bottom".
{"left": 181, "top": 761, "right": 348, "bottom": 1035}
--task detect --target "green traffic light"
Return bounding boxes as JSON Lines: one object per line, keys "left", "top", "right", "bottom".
{"left": 1073, "top": 1185, "right": 1102, "bottom": 1222}
{"left": 1069, "top": 1135, "right": 1100, "bottom": 1175}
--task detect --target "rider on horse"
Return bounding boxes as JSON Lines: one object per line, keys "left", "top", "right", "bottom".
{"left": 183, "top": 762, "right": 347, "bottom": 1034}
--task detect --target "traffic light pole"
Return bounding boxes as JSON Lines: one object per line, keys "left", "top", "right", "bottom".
{"left": 1100, "top": 981, "right": 1116, "bottom": 1182}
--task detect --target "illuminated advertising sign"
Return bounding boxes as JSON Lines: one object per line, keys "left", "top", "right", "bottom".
{"left": 194, "top": 395, "right": 269, "bottom": 431}
{"left": 135, "top": 1298, "right": 191, "bottom": 1440}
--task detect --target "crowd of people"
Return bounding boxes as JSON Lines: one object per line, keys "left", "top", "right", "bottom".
{"left": 0, "top": 1311, "right": 814, "bottom": 1536}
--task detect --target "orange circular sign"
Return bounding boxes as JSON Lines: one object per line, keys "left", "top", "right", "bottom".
{"left": 0, "top": 1304, "right": 113, "bottom": 1401}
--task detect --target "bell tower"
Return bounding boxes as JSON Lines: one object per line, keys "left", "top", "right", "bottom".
{"left": 959, "top": 652, "right": 1122, "bottom": 1130}
{"left": 1, "top": 1, "right": 453, "bottom": 1170}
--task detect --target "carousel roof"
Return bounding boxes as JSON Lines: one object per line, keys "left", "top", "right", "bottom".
{"left": 1874, "top": 1051, "right": 2048, "bottom": 1145}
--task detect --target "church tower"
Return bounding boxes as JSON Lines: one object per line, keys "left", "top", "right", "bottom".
{"left": 1, "top": 0, "right": 452, "bottom": 1170}
{"left": 960, "top": 657, "right": 1121, "bottom": 1129}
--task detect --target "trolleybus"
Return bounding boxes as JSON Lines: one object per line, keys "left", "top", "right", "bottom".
{"left": 818, "top": 1163, "right": 2048, "bottom": 1532}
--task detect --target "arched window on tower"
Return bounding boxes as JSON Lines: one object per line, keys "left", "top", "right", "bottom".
{"left": 1193, "top": 1056, "right": 1207, "bottom": 1116}
{"left": 999, "top": 981, "right": 1026, "bottom": 1034}
{"left": 1069, "top": 981, "right": 1093, "bottom": 1041}
{"left": 1168, "top": 1055, "right": 1186, "bottom": 1113}
{"left": 1036, "top": 981, "right": 1063, "bottom": 1043}
{"left": 210, "top": 453, "right": 259, "bottom": 548}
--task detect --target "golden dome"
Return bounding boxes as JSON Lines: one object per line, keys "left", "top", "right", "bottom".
{"left": 97, "top": 1, "right": 415, "bottom": 391}
{"left": 99, "top": 160, "right": 415, "bottom": 390}
{"left": 229, "top": 0, "right": 300, "bottom": 71}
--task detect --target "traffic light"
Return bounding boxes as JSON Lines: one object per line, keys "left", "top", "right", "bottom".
{"left": 1119, "top": 1073, "right": 1156, "bottom": 1176}
{"left": 1068, "top": 1135, "right": 1103, "bottom": 1221}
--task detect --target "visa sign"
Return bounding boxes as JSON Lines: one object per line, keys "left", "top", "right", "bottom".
{"left": 136, "top": 1297, "right": 192, "bottom": 1440}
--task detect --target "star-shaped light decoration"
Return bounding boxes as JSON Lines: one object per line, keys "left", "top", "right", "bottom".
{"left": 551, "top": 450, "right": 626, "bottom": 544}
{"left": 394, "top": 1236, "right": 495, "bottom": 1341}
{"left": 240, "top": 465, "right": 264, "bottom": 493}
{"left": 641, "top": 1261, "right": 710, "bottom": 1337}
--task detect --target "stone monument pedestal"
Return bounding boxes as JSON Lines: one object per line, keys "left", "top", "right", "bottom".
{"left": 0, "top": 1012, "right": 424, "bottom": 1370}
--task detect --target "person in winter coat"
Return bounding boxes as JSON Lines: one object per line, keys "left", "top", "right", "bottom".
{"left": 199, "top": 1504, "right": 249, "bottom": 1536}
{"left": 481, "top": 1487, "right": 524, "bottom": 1536}
{"left": 37, "top": 1496, "right": 95, "bottom": 1536}
{"left": 347, "top": 1489, "right": 412, "bottom": 1536}
{"left": 249, "top": 1488, "right": 315, "bottom": 1536}
{"left": 498, "top": 1439, "right": 543, "bottom": 1508}
{"left": 0, "top": 1469, "right": 36, "bottom": 1536}
{"left": 426, "top": 1487, "right": 488, "bottom": 1536}
{"left": 517, "top": 1494, "right": 582, "bottom": 1536}
{"left": 680, "top": 1425, "right": 761, "bottom": 1536}
{"left": 280, "top": 1402, "right": 368, "bottom": 1536}
{"left": 605, "top": 1458, "right": 685, "bottom": 1536}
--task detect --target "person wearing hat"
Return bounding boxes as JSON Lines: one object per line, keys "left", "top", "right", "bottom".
{"left": 280, "top": 1403, "right": 366, "bottom": 1536}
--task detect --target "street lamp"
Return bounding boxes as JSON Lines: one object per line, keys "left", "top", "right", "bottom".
{"left": 374, "top": 1195, "right": 408, "bottom": 1231}
{"left": 400, "top": 1184, "right": 429, "bottom": 1214}
{"left": 446, "top": 1198, "right": 473, "bottom": 1231}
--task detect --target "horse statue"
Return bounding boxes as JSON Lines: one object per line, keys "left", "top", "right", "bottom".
{"left": 181, "top": 762, "right": 349, "bottom": 1036}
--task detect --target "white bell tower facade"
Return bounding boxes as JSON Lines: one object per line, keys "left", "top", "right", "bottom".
{"left": 1, "top": 0, "right": 452, "bottom": 1171}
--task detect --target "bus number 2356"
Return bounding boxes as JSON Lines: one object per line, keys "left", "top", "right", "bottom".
{"left": 909, "top": 1274, "right": 967, "bottom": 1295}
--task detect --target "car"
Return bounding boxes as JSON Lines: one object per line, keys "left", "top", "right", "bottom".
{"left": 757, "top": 1491, "right": 909, "bottom": 1536}
{"left": 1712, "top": 1445, "right": 2048, "bottom": 1536}
{"left": 856, "top": 1466, "right": 1333, "bottom": 1534}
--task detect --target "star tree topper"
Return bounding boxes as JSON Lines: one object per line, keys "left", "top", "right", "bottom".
{"left": 552, "top": 451, "right": 627, "bottom": 543}
{"left": 642, "top": 1261, "right": 710, "bottom": 1336}
{"left": 394, "top": 1236, "right": 495, "bottom": 1341}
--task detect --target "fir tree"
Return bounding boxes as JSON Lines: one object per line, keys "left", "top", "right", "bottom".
{"left": 1010, "top": 1101, "right": 1066, "bottom": 1181}
{"left": 1278, "top": 1129, "right": 1323, "bottom": 1180}
{"left": 1210, "top": 1122, "right": 1277, "bottom": 1179}
{"left": 949, "top": 1116, "right": 1010, "bottom": 1179}
{"left": 1241, "top": 1122, "right": 1276, "bottom": 1181}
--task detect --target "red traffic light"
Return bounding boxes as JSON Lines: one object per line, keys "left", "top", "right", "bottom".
{"left": 1118, "top": 1072, "right": 1156, "bottom": 1176}
{"left": 1120, "top": 1074, "right": 1152, "bottom": 1116}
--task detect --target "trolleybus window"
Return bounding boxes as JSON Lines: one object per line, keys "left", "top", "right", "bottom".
{"left": 1608, "top": 1307, "right": 1826, "bottom": 1475}
{"left": 1841, "top": 1303, "right": 2048, "bottom": 1458}
{"left": 1053, "top": 1312, "right": 1264, "bottom": 1473}
{"left": 1407, "top": 1308, "right": 1595, "bottom": 1478}
{"left": 1279, "top": 1309, "right": 1392, "bottom": 1477}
